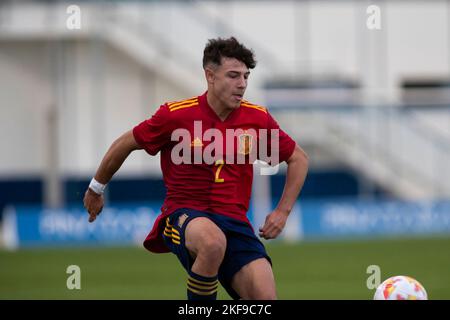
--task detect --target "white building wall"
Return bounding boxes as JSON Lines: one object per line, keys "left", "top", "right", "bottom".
{"left": 0, "top": 0, "right": 449, "bottom": 179}
{"left": 386, "top": 2, "right": 449, "bottom": 84}
{"left": 0, "top": 39, "right": 190, "bottom": 176}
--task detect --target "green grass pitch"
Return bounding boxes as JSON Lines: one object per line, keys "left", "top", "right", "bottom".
{"left": 1, "top": 236, "right": 449, "bottom": 299}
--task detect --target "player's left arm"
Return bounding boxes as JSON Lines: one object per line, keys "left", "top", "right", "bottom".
{"left": 259, "top": 144, "right": 309, "bottom": 240}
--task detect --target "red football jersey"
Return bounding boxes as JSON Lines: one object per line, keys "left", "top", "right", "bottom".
{"left": 133, "top": 92, "right": 296, "bottom": 253}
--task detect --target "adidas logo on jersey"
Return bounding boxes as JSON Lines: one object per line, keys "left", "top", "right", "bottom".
{"left": 191, "top": 137, "right": 204, "bottom": 147}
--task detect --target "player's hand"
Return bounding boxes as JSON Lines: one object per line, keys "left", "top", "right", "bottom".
{"left": 83, "top": 188, "right": 104, "bottom": 223}
{"left": 259, "top": 208, "right": 289, "bottom": 240}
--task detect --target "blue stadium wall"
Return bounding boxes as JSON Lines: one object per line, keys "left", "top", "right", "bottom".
{"left": 3, "top": 170, "right": 450, "bottom": 249}
{"left": 0, "top": 169, "right": 389, "bottom": 216}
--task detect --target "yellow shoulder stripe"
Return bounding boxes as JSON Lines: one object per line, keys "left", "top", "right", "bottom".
{"left": 241, "top": 103, "right": 267, "bottom": 113}
{"left": 168, "top": 97, "right": 198, "bottom": 108}
{"left": 169, "top": 101, "right": 199, "bottom": 112}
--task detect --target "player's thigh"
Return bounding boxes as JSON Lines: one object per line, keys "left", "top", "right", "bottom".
{"left": 184, "top": 217, "right": 227, "bottom": 259}
{"left": 231, "top": 258, "right": 277, "bottom": 300}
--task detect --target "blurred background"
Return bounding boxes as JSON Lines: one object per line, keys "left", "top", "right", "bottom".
{"left": 0, "top": 0, "right": 449, "bottom": 299}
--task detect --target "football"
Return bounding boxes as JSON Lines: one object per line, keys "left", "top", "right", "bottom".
{"left": 373, "top": 276, "right": 428, "bottom": 300}
{"left": 374, "top": 275, "right": 428, "bottom": 300}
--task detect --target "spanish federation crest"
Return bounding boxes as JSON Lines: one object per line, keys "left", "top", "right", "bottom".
{"left": 238, "top": 132, "right": 253, "bottom": 155}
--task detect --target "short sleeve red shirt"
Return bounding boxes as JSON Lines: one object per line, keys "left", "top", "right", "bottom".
{"left": 133, "top": 92, "right": 296, "bottom": 252}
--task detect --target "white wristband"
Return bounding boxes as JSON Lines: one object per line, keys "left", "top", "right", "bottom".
{"left": 89, "top": 178, "right": 106, "bottom": 195}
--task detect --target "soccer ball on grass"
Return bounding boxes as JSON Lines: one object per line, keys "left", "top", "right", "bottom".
{"left": 374, "top": 275, "right": 428, "bottom": 300}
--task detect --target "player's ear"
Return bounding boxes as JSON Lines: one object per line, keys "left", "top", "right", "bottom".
{"left": 204, "top": 66, "right": 215, "bottom": 85}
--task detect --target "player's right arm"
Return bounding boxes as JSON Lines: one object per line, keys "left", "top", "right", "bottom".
{"left": 83, "top": 130, "right": 142, "bottom": 223}
{"left": 84, "top": 103, "right": 172, "bottom": 223}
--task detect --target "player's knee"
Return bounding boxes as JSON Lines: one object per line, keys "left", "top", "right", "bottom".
{"left": 198, "top": 232, "right": 226, "bottom": 262}
{"left": 185, "top": 217, "right": 226, "bottom": 263}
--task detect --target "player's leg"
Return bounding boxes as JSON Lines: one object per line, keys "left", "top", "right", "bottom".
{"left": 185, "top": 216, "right": 227, "bottom": 275}
{"left": 230, "top": 257, "right": 277, "bottom": 300}
{"left": 184, "top": 216, "right": 227, "bottom": 300}
{"left": 211, "top": 214, "right": 276, "bottom": 300}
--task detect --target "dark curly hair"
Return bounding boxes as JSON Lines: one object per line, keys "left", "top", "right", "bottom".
{"left": 203, "top": 37, "right": 256, "bottom": 69}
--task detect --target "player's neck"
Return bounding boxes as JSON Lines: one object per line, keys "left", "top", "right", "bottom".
{"left": 206, "top": 91, "right": 233, "bottom": 122}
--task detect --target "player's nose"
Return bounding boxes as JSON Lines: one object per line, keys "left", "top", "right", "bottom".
{"left": 237, "top": 76, "right": 247, "bottom": 89}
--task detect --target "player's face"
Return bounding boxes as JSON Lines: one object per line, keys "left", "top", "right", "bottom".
{"left": 209, "top": 57, "right": 250, "bottom": 110}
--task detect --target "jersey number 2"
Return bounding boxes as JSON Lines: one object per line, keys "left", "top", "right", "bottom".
{"left": 214, "top": 159, "right": 225, "bottom": 183}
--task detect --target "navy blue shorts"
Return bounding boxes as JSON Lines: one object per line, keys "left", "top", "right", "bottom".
{"left": 162, "top": 208, "right": 272, "bottom": 300}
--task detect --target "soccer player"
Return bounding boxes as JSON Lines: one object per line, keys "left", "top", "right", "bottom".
{"left": 83, "top": 37, "right": 309, "bottom": 300}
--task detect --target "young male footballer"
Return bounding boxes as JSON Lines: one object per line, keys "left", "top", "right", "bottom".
{"left": 83, "top": 37, "right": 309, "bottom": 300}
